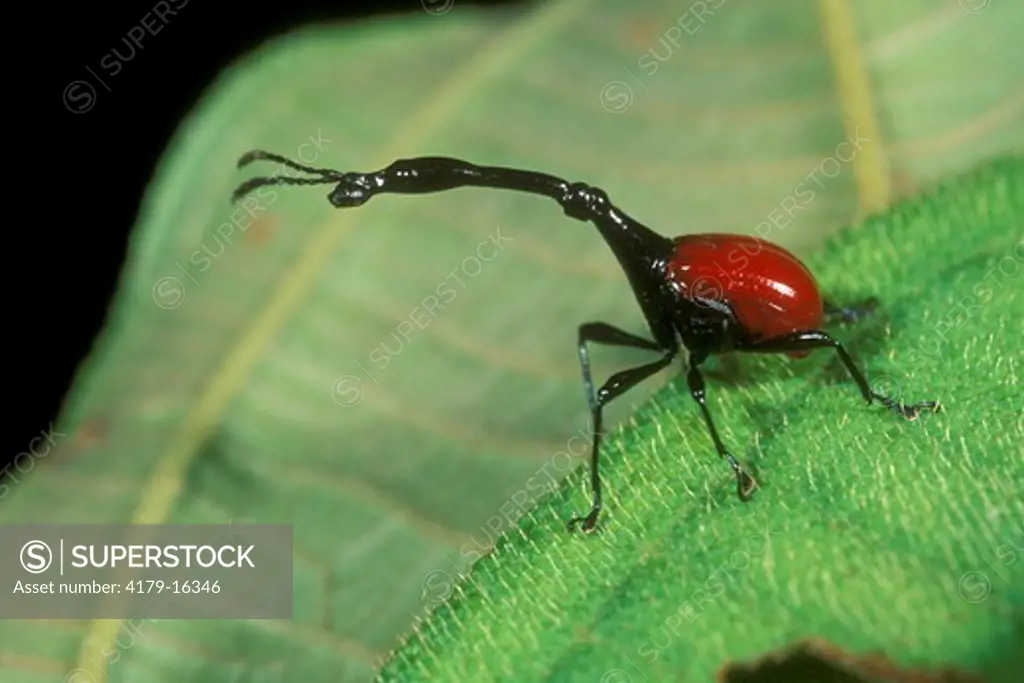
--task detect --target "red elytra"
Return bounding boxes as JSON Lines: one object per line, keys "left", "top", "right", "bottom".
{"left": 667, "top": 234, "right": 823, "bottom": 358}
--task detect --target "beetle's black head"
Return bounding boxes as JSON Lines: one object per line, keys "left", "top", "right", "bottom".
{"left": 327, "top": 175, "right": 375, "bottom": 208}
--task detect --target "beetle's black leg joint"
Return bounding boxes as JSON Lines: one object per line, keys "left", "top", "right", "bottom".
{"left": 561, "top": 183, "right": 610, "bottom": 222}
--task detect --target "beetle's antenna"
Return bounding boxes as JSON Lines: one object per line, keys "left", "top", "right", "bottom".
{"left": 231, "top": 150, "right": 347, "bottom": 204}
{"left": 237, "top": 149, "right": 341, "bottom": 176}
{"left": 231, "top": 175, "right": 339, "bottom": 203}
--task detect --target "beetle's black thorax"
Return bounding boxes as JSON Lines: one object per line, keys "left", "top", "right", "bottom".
{"left": 669, "top": 290, "right": 741, "bottom": 359}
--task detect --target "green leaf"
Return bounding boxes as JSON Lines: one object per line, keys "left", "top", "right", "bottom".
{"left": 377, "top": 156, "right": 1024, "bottom": 682}
{"left": 1, "top": 1, "right": 1020, "bottom": 682}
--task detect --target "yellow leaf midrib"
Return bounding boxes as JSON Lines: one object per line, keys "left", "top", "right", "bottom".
{"left": 72, "top": 0, "right": 590, "bottom": 678}
{"left": 818, "top": 0, "right": 891, "bottom": 217}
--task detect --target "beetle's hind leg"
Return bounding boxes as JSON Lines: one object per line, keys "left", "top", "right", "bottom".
{"left": 736, "top": 330, "right": 942, "bottom": 421}
{"left": 823, "top": 296, "right": 879, "bottom": 326}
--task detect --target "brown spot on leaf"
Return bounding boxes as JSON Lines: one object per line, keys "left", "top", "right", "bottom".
{"left": 573, "top": 624, "right": 597, "bottom": 644}
{"left": 43, "top": 418, "right": 108, "bottom": 465}
{"left": 74, "top": 419, "right": 109, "bottom": 448}
{"left": 244, "top": 213, "right": 279, "bottom": 247}
{"left": 625, "top": 18, "right": 664, "bottom": 50}
{"left": 890, "top": 168, "right": 920, "bottom": 201}
{"left": 719, "top": 638, "right": 984, "bottom": 683}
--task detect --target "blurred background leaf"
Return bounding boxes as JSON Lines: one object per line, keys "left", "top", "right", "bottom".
{"left": 2, "top": 0, "right": 1020, "bottom": 681}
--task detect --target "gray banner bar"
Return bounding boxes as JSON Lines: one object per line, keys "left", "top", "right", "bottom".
{"left": 2, "top": 524, "right": 292, "bottom": 618}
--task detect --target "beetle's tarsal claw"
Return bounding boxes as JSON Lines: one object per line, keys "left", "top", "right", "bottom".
{"left": 876, "top": 393, "right": 942, "bottom": 421}
{"left": 905, "top": 400, "right": 942, "bottom": 420}
{"left": 724, "top": 452, "right": 757, "bottom": 501}
{"left": 737, "top": 469, "right": 758, "bottom": 501}
{"left": 566, "top": 508, "right": 601, "bottom": 533}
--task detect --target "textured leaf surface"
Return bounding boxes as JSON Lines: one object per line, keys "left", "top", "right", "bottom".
{"left": 1, "top": 1, "right": 1021, "bottom": 682}
{"left": 376, "top": 157, "right": 1024, "bottom": 683}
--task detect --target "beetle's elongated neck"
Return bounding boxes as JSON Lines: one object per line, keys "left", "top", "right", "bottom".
{"left": 593, "top": 204, "right": 670, "bottom": 266}
{"left": 233, "top": 154, "right": 675, "bottom": 304}
{"left": 327, "top": 158, "right": 675, "bottom": 287}
{"left": 553, "top": 176, "right": 674, "bottom": 309}
{"left": 589, "top": 204, "right": 675, "bottom": 330}
{"left": 590, "top": 204, "right": 673, "bottom": 280}
{"left": 432, "top": 167, "right": 675, "bottom": 301}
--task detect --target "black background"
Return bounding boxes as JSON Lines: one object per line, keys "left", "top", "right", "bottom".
{"left": 7, "top": 0, "right": 520, "bottom": 473}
